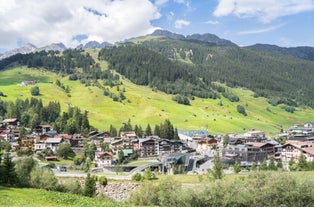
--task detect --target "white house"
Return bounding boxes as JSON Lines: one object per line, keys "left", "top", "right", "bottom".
{"left": 45, "top": 138, "right": 63, "bottom": 152}
{"left": 281, "top": 140, "right": 314, "bottom": 162}
{"left": 94, "top": 151, "right": 113, "bottom": 167}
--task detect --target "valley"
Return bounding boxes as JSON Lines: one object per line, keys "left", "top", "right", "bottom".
{"left": 1, "top": 66, "right": 313, "bottom": 137}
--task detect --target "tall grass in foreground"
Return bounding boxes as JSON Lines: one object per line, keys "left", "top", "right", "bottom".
{"left": 129, "top": 171, "right": 314, "bottom": 207}
{"left": 0, "top": 185, "right": 130, "bottom": 207}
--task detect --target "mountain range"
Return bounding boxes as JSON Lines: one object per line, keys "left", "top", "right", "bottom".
{"left": 1, "top": 30, "right": 314, "bottom": 62}
{"left": 0, "top": 43, "right": 66, "bottom": 60}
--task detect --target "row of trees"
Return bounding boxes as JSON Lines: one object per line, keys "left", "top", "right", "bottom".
{"left": 108, "top": 119, "right": 179, "bottom": 140}
{"left": 0, "top": 98, "right": 91, "bottom": 134}
{"left": 0, "top": 154, "right": 103, "bottom": 197}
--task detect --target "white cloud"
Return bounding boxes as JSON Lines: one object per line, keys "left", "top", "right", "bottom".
{"left": 205, "top": 20, "right": 220, "bottom": 25}
{"left": 174, "top": 19, "right": 190, "bottom": 29}
{"left": 0, "top": 0, "right": 161, "bottom": 50}
{"left": 214, "top": 0, "right": 314, "bottom": 23}
{"left": 238, "top": 24, "right": 284, "bottom": 35}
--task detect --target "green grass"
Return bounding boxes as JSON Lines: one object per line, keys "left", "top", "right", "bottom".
{"left": 1, "top": 67, "right": 314, "bottom": 136}
{"left": 0, "top": 185, "right": 130, "bottom": 207}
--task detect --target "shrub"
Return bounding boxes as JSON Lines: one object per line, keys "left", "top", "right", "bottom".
{"left": 64, "top": 180, "right": 82, "bottom": 194}
{"left": 237, "top": 105, "right": 247, "bottom": 116}
{"left": 222, "top": 91, "right": 239, "bottom": 102}
{"left": 83, "top": 173, "right": 96, "bottom": 197}
{"left": 283, "top": 106, "right": 295, "bottom": 113}
{"left": 98, "top": 176, "right": 108, "bottom": 186}
{"left": 129, "top": 171, "right": 314, "bottom": 207}
{"left": 73, "top": 155, "right": 85, "bottom": 165}
{"left": 131, "top": 173, "right": 142, "bottom": 181}
{"left": 172, "top": 94, "right": 190, "bottom": 105}
{"left": 30, "top": 86, "right": 40, "bottom": 96}
{"left": 30, "top": 166, "right": 58, "bottom": 191}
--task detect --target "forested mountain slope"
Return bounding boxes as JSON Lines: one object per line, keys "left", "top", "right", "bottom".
{"left": 119, "top": 36, "right": 314, "bottom": 108}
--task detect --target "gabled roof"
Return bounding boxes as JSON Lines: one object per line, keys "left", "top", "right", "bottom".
{"left": 245, "top": 142, "right": 268, "bottom": 148}
{"left": 139, "top": 137, "right": 155, "bottom": 143}
{"left": 96, "top": 151, "right": 113, "bottom": 158}
{"left": 37, "top": 124, "right": 53, "bottom": 128}
{"left": 246, "top": 130, "right": 265, "bottom": 134}
{"left": 45, "top": 138, "right": 63, "bottom": 144}
{"left": 283, "top": 140, "right": 314, "bottom": 156}
{"left": 2, "top": 118, "right": 18, "bottom": 123}
{"left": 111, "top": 139, "right": 123, "bottom": 145}
{"left": 55, "top": 134, "right": 72, "bottom": 139}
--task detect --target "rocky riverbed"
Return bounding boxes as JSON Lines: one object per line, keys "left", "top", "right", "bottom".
{"left": 97, "top": 182, "right": 140, "bottom": 202}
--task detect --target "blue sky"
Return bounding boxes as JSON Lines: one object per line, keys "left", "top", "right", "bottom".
{"left": 0, "top": 0, "right": 314, "bottom": 53}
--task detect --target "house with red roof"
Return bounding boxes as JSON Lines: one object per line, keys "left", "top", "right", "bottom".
{"left": 95, "top": 151, "right": 113, "bottom": 167}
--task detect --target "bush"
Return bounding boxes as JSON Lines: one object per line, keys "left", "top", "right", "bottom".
{"left": 143, "top": 168, "right": 156, "bottom": 180}
{"left": 0, "top": 91, "right": 7, "bottom": 97}
{"left": 30, "top": 166, "right": 58, "bottom": 191}
{"left": 64, "top": 180, "right": 82, "bottom": 194}
{"left": 283, "top": 106, "right": 295, "bottom": 113}
{"left": 129, "top": 182, "right": 159, "bottom": 206}
{"left": 222, "top": 91, "right": 239, "bottom": 102}
{"left": 131, "top": 173, "right": 142, "bottom": 181}
{"left": 15, "top": 156, "right": 36, "bottom": 187}
{"left": 237, "top": 105, "right": 247, "bottom": 116}
{"left": 172, "top": 94, "right": 190, "bottom": 105}
{"left": 30, "top": 86, "right": 40, "bottom": 96}
{"left": 98, "top": 176, "right": 108, "bottom": 186}
{"left": 73, "top": 155, "right": 85, "bottom": 165}
{"left": 83, "top": 173, "right": 96, "bottom": 197}
{"left": 129, "top": 171, "right": 314, "bottom": 207}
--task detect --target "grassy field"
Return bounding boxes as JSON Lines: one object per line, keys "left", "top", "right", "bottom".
{"left": 0, "top": 185, "right": 131, "bottom": 207}
{"left": 1, "top": 67, "right": 314, "bottom": 136}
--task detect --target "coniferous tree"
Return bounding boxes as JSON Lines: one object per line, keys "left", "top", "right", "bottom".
{"left": 1, "top": 153, "right": 17, "bottom": 185}
{"left": 173, "top": 128, "right": 179, "bottom": 140}
{"left": 145, "top": 124, "right": 152, "bottom": 136}
{"left": 154, "top": 125, "right": 160, "bottom": 137}
{"left": 118, "top": 150, "right": 125, "bottom": 164}
{"left": 298, "top": 154, "right": 308, "bottom": 170}
{"left": 208, "top": 152, "right": 223, "bottom": 179}
{"left": 83, "top": 173, "right": 96, "bottom": 197}
{"left": 109, "top": 125, "right": 118, "bottom": 137}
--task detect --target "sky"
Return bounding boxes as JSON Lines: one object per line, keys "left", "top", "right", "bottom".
{"left": 0, "top": 0, "right": 314, "bottom": 53}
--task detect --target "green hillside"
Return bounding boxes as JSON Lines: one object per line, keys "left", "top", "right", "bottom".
{"left": 1, "top": 67, "right": 313, "bottom": 137}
